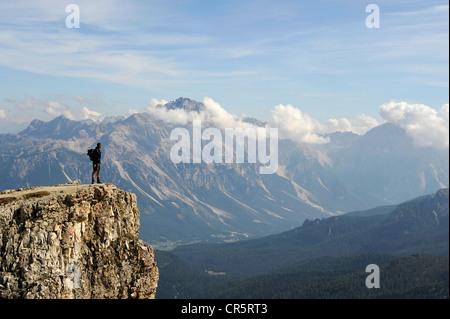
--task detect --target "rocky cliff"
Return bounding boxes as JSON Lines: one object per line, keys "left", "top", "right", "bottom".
{"left": 0, "top": 182, "right": 158, "bottom": 299}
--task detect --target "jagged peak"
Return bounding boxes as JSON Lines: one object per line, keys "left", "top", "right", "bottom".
{"left": 164, "top": 97, "right": 206, "bottom": 113}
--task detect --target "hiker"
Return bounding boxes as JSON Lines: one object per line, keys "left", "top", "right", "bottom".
{"left": 91, "top": 143, "right": 102, "bottom": 184}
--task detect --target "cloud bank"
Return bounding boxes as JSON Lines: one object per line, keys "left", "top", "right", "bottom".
{"left": 271, "top": 104, "right": 329, "bottom": 144}
{"left": 144, "top": 97, "right": 382, "bottom": 146}
{"left": 379, "top": 101, "right": 449, "bottom": 149}
{"left": 0, "top": 95, "right": 103, "bottom": 125}
{"left": 144, "top": 97, "right": 449, "bottom": 150}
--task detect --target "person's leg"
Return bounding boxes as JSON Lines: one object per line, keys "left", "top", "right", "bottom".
{"left": 91, "top": 164, "right": 96, "bottom": 183}
{"left": 97, "top": 163, "right": 101, "bottom": 183}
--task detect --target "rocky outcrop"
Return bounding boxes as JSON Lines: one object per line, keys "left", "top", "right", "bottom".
{"left": 0, "top": 182, "right": 158, "bottom": 299}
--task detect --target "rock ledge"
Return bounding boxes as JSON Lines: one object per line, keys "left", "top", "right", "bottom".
{"left": 0, "top": 182, "right": 158, "bottom": 299}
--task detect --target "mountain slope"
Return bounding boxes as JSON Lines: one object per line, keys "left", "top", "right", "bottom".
{"left": 171, "top": 188, "right": 449, "bottom": 278}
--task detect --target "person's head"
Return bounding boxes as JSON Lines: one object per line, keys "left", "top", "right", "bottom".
{"left": 97, "top": 143, "right": 102, "bottom": 149}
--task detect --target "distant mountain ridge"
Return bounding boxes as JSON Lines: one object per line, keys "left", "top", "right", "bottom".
{"left": 171, "top": 188, "right": 449, "bottom": 278}
{"left": 156, "top": 188, "right": 449, "bottom": 298}
{"left": 0, "top": 97, "right": 448, "bottom": 246}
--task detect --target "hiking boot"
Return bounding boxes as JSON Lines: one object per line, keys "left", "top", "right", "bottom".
{"left": 97, "top": 179, "right": 102, "bottom": 184}
{"left": 91, "top": 179, "right": 95, "bottom": 184}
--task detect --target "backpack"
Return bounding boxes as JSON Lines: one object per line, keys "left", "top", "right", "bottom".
{"left": 87, "top": 148, "right": 95, "bottom": 161}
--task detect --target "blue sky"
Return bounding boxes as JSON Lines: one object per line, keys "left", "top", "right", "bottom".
{"left": 0, "top": 0, "right": 448, "bottom": 135}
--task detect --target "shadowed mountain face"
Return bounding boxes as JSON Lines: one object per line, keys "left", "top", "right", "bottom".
{"left": 169, "top": 188, "right": 449, "bottom": 280}
{"left": 155, "top": 189, "right": 448, "bottom": 299}
{"left": 0, "top": 98, "right": 448, "bottom": 246}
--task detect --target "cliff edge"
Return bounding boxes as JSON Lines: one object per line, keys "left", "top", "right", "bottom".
{"left": 0, "top": 182, "right": 158, "bottom": 299}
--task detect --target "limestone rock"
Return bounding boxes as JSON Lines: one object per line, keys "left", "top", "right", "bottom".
{"left": 0, "top": 182, "right": 158, "bottom": 299}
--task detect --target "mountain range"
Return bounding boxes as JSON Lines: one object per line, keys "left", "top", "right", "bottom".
{"left": 156, "top": 188, "right": 449, "bottom": 298}
{"left": 170, "top": 188, "right": 449, "bottom": 277}
{"left": 0, "top": 97, "right": 448, "bottom": 247}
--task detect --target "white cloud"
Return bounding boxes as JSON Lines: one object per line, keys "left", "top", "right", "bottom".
{"left": 202, "top": 97, "right": 254, "bottom": 130}
{"left": 270, "top": 104, "right": 380, "bottom": 145}
{"left": 144, "top": 97, "right": 256, "bottom": 131}
{"left": 144, "top": 100, "right": 198, "bottom": 126}
{"left": 379, "top": 101, "right": 449, "bottom": 149}
{"left": 0, "top": 109, "right": 7, "bottom": 119}
{"left": 44, "top": 102, "right": 102, "bottom": 121}
{"left": 44, "top": 100, "right": 74, "bottom": 119}
{"left": 148, "top": 98, "right": 168, "bottom": 108}
{"left": 3, "top": 95, "right": 104, "bottom": 123}
{"left": 125, "top": 109, "right": 139, "bottom": 117}
{"left": 81, "top": 106, "right": 102, "bottom": 121}
{"left": 0, "top": 1, "right": 201, "bottom": 91}
{"left": 145, "top": 98, "right": 382, "bottom": 145}
{"left": 271, "top": 104, "right": 329, "bottom": 144}
{"left": 0, "top": 94, "right": 108, "bottom": 125}
{"left": 324, "top": 114, "right": 380, "bottom": 136}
